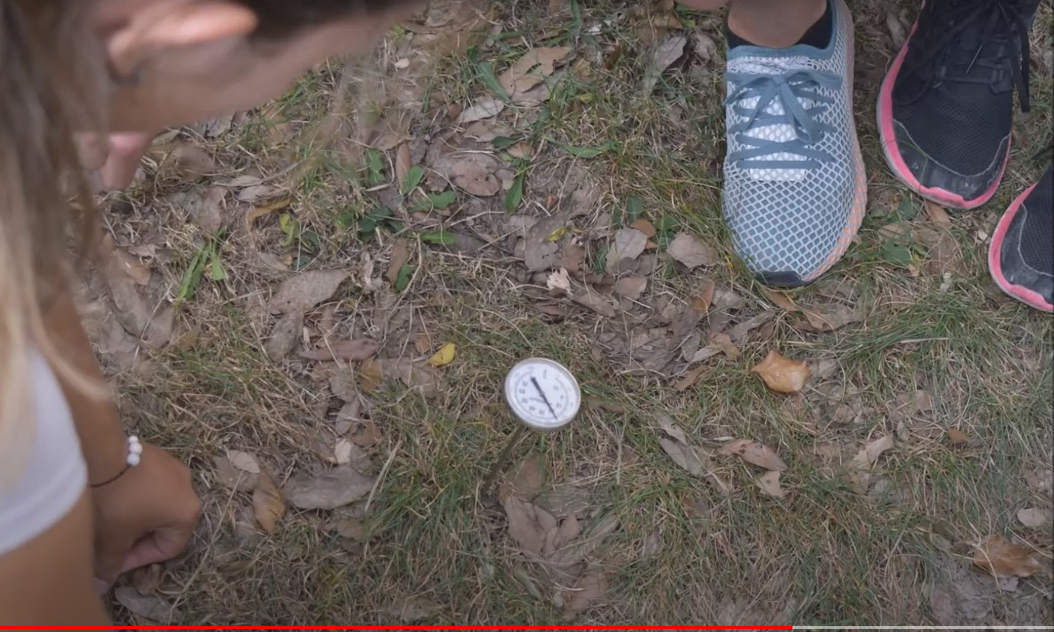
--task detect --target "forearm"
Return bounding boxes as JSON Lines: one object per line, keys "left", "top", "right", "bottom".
{"left": 43, "top": 280, "right": 128, "bottom": 486}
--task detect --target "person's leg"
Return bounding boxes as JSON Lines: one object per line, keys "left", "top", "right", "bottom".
{"left": 678, "top": 0, "right": 826, "bottom": 50}
{"left": 687, "top": 0, "right": 865, "bottom": 286}
{"left": 878, "top": 0, "right": 1040, "bottom": 209}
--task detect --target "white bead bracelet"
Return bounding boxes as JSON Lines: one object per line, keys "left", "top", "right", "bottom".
{"left": 126, "top": 435, "right": 143, "bottom": 466}
{"left": 91, "top": 435, "right": 143, "bottom": 487}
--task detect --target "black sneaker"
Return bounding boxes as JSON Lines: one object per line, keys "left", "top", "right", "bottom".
{"left": 989, "top": 164, "right": 1052, "bottom": 312}
{"left": 878, "top": 0, "right": 1038, "bottom": 209}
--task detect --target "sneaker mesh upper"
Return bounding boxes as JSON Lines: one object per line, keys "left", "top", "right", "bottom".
{"left": 1019, "top": 166, "right": 1053, "bottom": 273}
{"left": 722, "top": 0, "right": 863, "bottom": 280}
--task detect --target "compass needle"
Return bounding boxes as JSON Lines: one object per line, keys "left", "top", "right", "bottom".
{"left": 531, "top": 376, "right": 560, "bottom": 421}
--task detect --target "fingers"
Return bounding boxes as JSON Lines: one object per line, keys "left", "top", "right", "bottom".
{"left": 118, "top": 490, "right": 200, "bottom": 573}
{"left": 98, "top": 133, "right": 154, "bottom": 191}
{"left": 93, "top": 533, "right": 135, "bottom": 584}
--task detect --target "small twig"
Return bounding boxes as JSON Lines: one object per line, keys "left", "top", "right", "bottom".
{"left": 364, "top": 438, "right": 401, "bottom": 514}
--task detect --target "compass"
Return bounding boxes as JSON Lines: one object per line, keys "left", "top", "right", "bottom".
{"left": 504, "top": 358, "right": 581, "bottom": 431}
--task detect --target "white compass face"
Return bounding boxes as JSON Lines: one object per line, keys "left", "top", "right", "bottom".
{"left": 504, "top": 358, "right": 581, "bottom": 430}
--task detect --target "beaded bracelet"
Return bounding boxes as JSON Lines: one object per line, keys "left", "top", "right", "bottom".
{"left": 90, "top": 435, "right": 143, "bottom": 488}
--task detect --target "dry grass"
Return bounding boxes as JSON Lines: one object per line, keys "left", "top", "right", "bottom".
{"left": 91, "top": 0, "right": 1053, "bottom": 626}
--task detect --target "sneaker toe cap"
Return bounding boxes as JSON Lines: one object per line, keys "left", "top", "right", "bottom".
{"left": 893, "top": 121, "right": 1008, "bottom": 207}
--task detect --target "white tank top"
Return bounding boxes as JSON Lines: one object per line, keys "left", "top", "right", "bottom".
{"left": 0, "top": 351, "right": 87, "bottom": 555}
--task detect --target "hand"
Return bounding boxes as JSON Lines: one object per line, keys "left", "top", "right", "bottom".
{"left": 91, "top": 442, "right": 201, "bottom": 588}
{"left": 76, "top": 132, "right": 154, "bottom": 192}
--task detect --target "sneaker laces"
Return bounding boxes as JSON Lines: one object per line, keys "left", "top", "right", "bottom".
{"left": 899, "top": 0, "right": 1033, "bottom": 112}
{"left": 725, "top": 68, "right": 842, "bottom": 170}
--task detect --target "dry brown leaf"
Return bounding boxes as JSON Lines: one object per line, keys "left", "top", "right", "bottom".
{"left": 721, "top": 439, "right": 788, "bottom": 471}
{"left": 690, "top": 278, "right": 716, "bottom": 312}
{"left": 269, "top": 269, "right": 349, "bottom": 314}
{"left": 114, "top": 587, "right": 181, "bottom": 624}
{"left": 388, "top": 597, "right": 440, "bottom": 623}
{"left": 756, "top": 470, "right": 785, "bottom": 498}
{"left": 432, "top": 153, "right": 502, "bottom": 196}
{"left": 1016, "top": 507, "right": 1051, "bottom": 528}
{"left": 692, "top": 29, "right": 717, "bottom": 60}
{"left": 252, "top": 473, "right": 285, "bottom": 533}
{"left": 98, "top": 236, "right": 174, "bottom": 349}
{"left": 710, "top": 333, "right": 740, "bottom": 360}
{"left": 237, "top": 184, "right": 277, "bottom": 205}
{"left": 667, "top": 232, "right": 718, "bottom": 269}
{"left": 606, "top": 228, "right": 648, "bottom": 273}
{"left": 328, "top": 516, "right": 366, "bottom": 541}
{"left": 506, "top": 141, "right": 533, "bottom": 160}
{"left": 395, "top": 143, "right": 412, "bottom": 186}
{"left": 656, "top": 413, "right": 689, "bottom": 444}
{"left": 456, "top": 97, "right": 505, "bottom": 124}
{"left": 170, "top": 144, "right": 217, "bottom": 176}
{"left": 548, "top": 0, "right": 569, "bottom": 13}
{"left": 659, "top": 438, "right": 729, "bottom": 497}
{"left": 972, "top": 535, "right": 1042, "bottom": 578}
{"left": 547, "top": 514, "right": 582, "bottom": 555}
{"left": 334, "top": 399, "right": 359, "bottom": 434}
{"left": 674, "top": 365, "right": 706, "bottom": 391}
{"left": 350, "top": 420, "right": 380, "bottom": 447}
{"left": 334, "top": 439, "right": 355, "bottom": 465}
{"left": 614, "top": 275, "right": 648, "bottom": 300}
{"left": 800, "top": 304, "right": 864, "bottom": 332}
{"left": 131, "top": 564, "right": 163, "bottom": 596}
{"left": 112, "top": 247, "right": 152, "bottom": 286}
{"left": 284, "top": 466, "right": 377, "bottom": 510}
{"left": 924, "top": 200, "right": 953, "bottom": 227}
{"left": 562, "top": 572, "right": 608, "bottom": 620}
{"left": 264, "top": 310, "right": 302, "bottom": 361}
{"left": 381, "top": 358, "right": 439, "bottom": 397}
{"left": 862, "top": 434, "right": 895, "bottom": 464}
{"left": 572, "top": 292, "right": 618, "bottom": 318}
{"left": 641, "top": 529, "right": 664, "bottom": 560}
{"left": 299, "top": 338, "right": 380, "bottom": 362}
{"left": 499, "top": 46, "right": 572, "bottom": 99}
{"left": 357, "top": 359, "right": 384, "bottom": 392}
{"left": 546, "top": 268, "right": 572, "bottom": 294}
{"left": 629, "top": 218, "right": 657, "bottom": 238}
{"left": 212, "top": 455, "right": 258, "bottom": 492}
{"left": 643, "top": 34, "right": 686, "bottom": 95}
{"left": 168, "top": 186, "right": 226, "bottom": 233}
{"left": 227, "top": 450, "right": 261, "bottom": 474}
{"left": 413, "top": 332, "right": 433, "bottom": 355}
{"left": 759, "top": 287, "right": 800, "bottom": 312}
{"left": 751, "top": 350, "right": 811, "bottom": 393}
{"left": 522, "top": 213, "right": 568, "bottom": 271}
{"left": 886, "top": 11, "right": 908, "bottom": 48}
{"left": 847, "top": 435, "right": 895, "bottom": 494}
{"left": 504, "top": 454, "right": 546, "bottom": 500}
{"left": 947, "top": 428, "right": 971, "bottom": 444}
{"left": 503, "top": 496, "right": 556, "bottom": 556}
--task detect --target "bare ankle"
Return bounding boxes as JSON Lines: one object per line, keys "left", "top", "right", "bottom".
{"left": 727, "top": 0, "right": 827, "bottom": 48}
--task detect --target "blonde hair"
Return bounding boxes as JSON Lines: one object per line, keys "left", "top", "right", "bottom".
{"left": 0, "top": 0, "right": 107, "bottom": 473}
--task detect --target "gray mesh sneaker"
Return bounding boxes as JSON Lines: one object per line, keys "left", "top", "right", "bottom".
{"left": 722, "top": 0, "right": 866, "bottom": 287}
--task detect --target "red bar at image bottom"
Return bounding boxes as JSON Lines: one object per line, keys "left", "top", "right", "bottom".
{"left": 1, "top": 626, "right": 796, "bottom": 630}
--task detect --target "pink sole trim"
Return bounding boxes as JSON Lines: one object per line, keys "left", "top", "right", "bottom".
{"left": 877, "top": 13, "right": 1009, "bottom": 210}
{"left": 988, "top": 180, "right": 1054, "bottom": 312}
